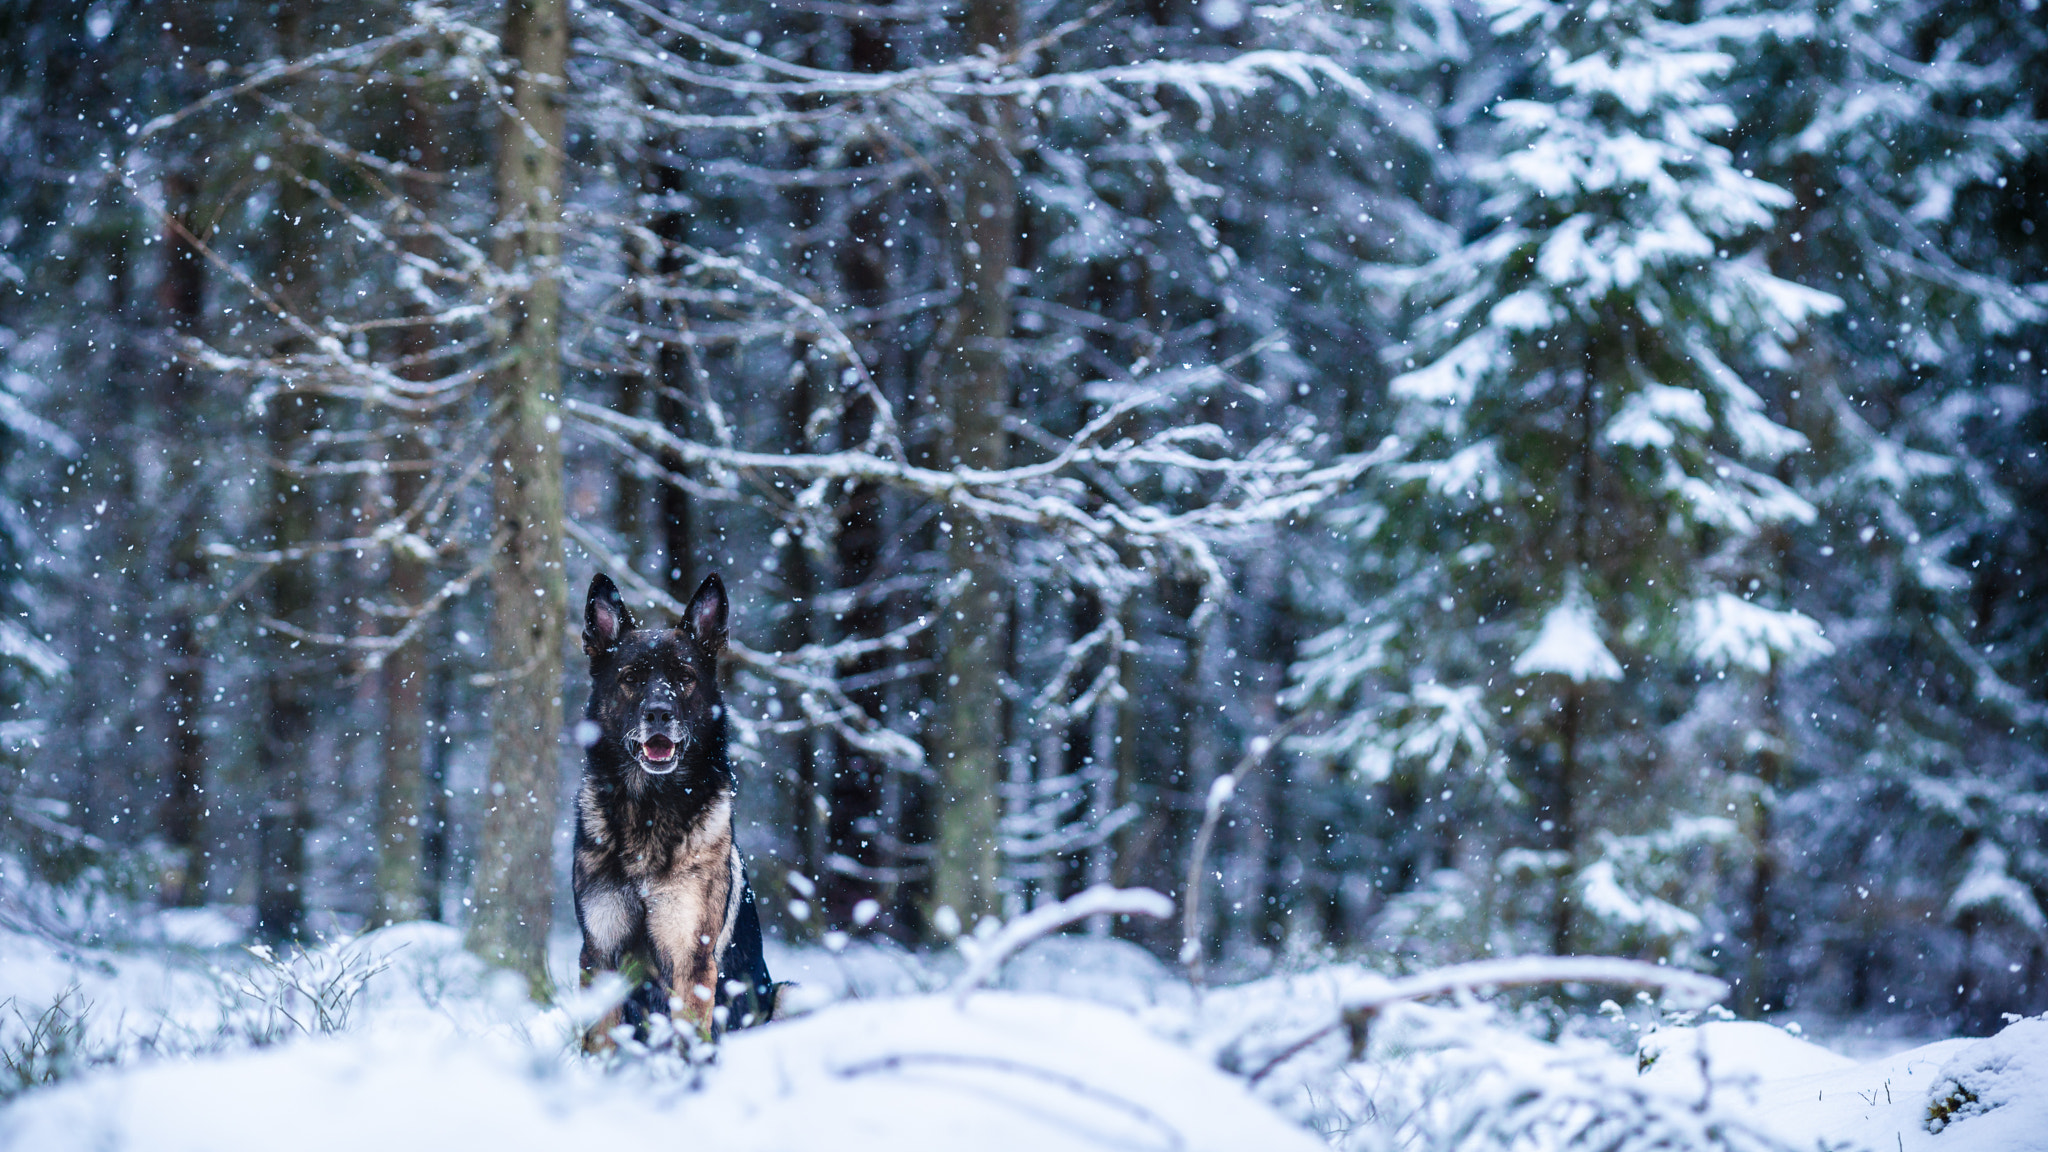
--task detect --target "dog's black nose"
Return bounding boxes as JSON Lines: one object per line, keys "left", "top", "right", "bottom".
{"left": 643, "top": 701, "right": 675, "bottom": 727}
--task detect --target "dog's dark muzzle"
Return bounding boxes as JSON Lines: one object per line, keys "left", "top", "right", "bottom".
{"left": 632, "top": 688, "right": 686, "bottom": 774}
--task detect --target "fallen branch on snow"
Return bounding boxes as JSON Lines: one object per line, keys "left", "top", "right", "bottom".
{"left": 952, "top": 884, "right": 1175, "bottom": 1006}
{"left": 1244, "top": 956, "right": 1730, "bottom": 1085}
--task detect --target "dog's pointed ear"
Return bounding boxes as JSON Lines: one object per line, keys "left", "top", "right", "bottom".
{"left": 684, "top": 573, "right": 728, "bottom": 655}
{"left": 584, "top": 573, "right": 637, "bottom": 659}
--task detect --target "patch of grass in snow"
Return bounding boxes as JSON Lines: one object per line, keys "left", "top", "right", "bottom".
{"left": 1, "top": 987, "right": 118, "bottom": 1101}
{"left": 227, "top": 941, "right": 391, "bottom": 1042}
{"left": 1924, "top": 1076, "right": 1985, "bottom": 1133}
{"left": 0, "top": 931, "right": 399, "bottom": 1102}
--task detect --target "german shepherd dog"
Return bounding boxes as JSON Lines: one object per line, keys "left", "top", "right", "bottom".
{"left": 574, "top": 571, "right": 775, "bottom": 1046}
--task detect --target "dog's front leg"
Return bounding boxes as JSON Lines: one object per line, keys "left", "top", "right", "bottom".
{"left": 645, "top": 868, "right": 731, "bottom": 1038}
{"left": 575, "top": 876, "right": 642, "bottom": 1051}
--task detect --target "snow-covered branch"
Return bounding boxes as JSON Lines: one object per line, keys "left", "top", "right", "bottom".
{"left": 951, "top": 884, "right": 1176, "bottom": 1004}
{"left": 1245, "top": 956, "right": 1730, "bottom": 1084}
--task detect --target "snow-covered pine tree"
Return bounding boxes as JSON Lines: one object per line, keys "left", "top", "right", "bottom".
{"left": 1293, "top": 0, "right": 1838, "bottom": 964}
{"left": 0, "top": 0, "right": 152, "bottom": 888}
{"left": 1726, "top": 0, "right": 2048, "bottom": 1022}
{"left": 0, "top": 360, "right": 76, "bottom": 873}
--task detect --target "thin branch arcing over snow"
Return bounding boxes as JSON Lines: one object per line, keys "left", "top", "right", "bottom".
{"left": 1245, "top": 957, "right": 1731, "bottom": 1085}
{"left": 952, "top": 884, "right": 1175, "bottom": 1005}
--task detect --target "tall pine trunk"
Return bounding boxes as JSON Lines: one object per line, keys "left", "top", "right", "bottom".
{"left": 929, "top": 0, "right": 1017, "bottom": 933}
{"left": 254, "top": 395, "right": 316, "bottom": 944}
{"left": 826, "top": 2, "right": 894, "bottom": 930}
{"left": 255, "top": 55, "right": 317, "bottom": 942}
{"left": 1741, "top": 665, "right": 1786, "bottom": 1015}
{"left": 1548, "top": 351, "right": 1601, "bottom": 957}
{"left": 1548, "top": 687, "right": 1582, "bottom": 956}
{"left": 372, "top": 84, "right": 446, "bottom": 926}
{"left": 652, "top": 157, "right": 694, "bottom": 594}
{"left": 780, "top": 350, "right": 819, "bottom": 925}
{"left": 153, "top": 12, "right": 210, "bottom": 910}
{"left": 468, "top": 0, "right": 569, "bottom": 998}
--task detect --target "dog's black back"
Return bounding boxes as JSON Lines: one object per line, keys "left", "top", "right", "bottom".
{"left": 714, "top": 875, "right": 775, "bottom": 1027}
{"left": 572, "top": 572, "right": 774, "bottom": 1040}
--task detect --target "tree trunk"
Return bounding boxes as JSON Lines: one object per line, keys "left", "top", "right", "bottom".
{"left": 1549, "top": 352, "right": 1600, "bottom": 957}
{"left": 155, "top": 160, "right": 210, "bottom": 910}
{"left": 827, "top": 3, "right": 895, "bottom": 928}
{"left": 614, "top": 122, "right": 656, "bottom": 565}
{"left": 254, "top": 393, "right": 316, "bottom": 945}
{"left": 1260, "top": 732, "right": 1292, "bottom": 951}
{"left": 374, "top": 637, "right": 427, "bottom": 926}
{"left": 371, "top": 84, "right": 445, "bottom": 927}
{"left": 781, "top": 357, "right": 820, "bottom": 931}
{"left": 929, "top": 0, "right": 1018, "bottom": 934}
{"left": 1740, "top": 666, "right": 1785, "bottom": 1015}
{"left": 1177, "top": 604, "right": 1222, "bottom": 962}
{"left": 468, "top": 0, "right": 570, "bottom": 999}
{"left": 1065, "top": 588, "right": 1104, "bottom": 900}
{"left": 152, "top": 7, "right": 210, "bottom": 909}
{"left": 1084, "top": 624, "right": 1118, "bottom": 934}
{"left": 422, "top": 616, "right": 457, "bottom": 919}
{"left": 827, "top": 394, "right": 885, "bottom": 922}
{"left": 255, "top": 83, "right": 317, "bottom": 943}
{"left": 652, "top": 159, "right": 694, "bottom": 593}
{"left": 1549, "top": 686, "right": 1582, "bottom": 956}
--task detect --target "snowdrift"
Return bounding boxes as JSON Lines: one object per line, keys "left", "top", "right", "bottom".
{"left": 4, "top": 911, "right": 2047, "bottom": 1152}
{"left": 1, "top": 991, "right": 1318, "bottom": 1152}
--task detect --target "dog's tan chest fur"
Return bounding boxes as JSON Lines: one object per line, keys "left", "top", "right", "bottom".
{"left": 642, "top": 810, "right": 733, "bottom": 1022}
{"left": 576, "top": 787, "right": 734, "bottom": 1037}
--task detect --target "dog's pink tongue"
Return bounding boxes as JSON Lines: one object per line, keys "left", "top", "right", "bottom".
{"left": 643, "top": 736, "right": 675, "bottom": 762}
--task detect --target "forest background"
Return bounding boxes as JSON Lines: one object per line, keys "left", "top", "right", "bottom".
{"left": 0, "top": 0, "right": 2042, "bottom": 1038}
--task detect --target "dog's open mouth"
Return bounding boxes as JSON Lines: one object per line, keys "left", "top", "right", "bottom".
{"left": 638, "top": 735, "right": 678, "bottom": 773}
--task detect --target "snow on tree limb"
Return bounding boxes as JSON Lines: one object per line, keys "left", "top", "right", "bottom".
{"left": 951, "top": 884, "right": 1175, "bottom": 1005}
{"left": 1246, "top": 956, "right": 1729, "bottom": 1085}
{"left": 1513, "top": 587, "right": 1624, "bottom": 683}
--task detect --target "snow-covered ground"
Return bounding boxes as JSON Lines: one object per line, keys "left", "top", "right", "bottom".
{"left": 1640, "top": 1018, "right": 2048, "bottom": 1151}
{"left": 2, "top": 894, "right": 2044, "bottom": 1152}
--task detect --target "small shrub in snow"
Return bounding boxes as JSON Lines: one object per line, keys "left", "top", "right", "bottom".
{"left": 1923, "top": 1077, "right": 1983, "bottom": 1133}
{"left": 1921, "top": 1016, "right": 2048, "bottom": 1134}
{"left": 0, "top": 988, "right": 118, "bottom": 1101}
{"left": 1197, "top": 960, "right": 1800, "bottom": 1152}
{"left": 1291, "top": 1004, "right": 1800, "bottom": 1152}
{"left": 216, "top": 941, "right": 391, "bottom": 1045}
